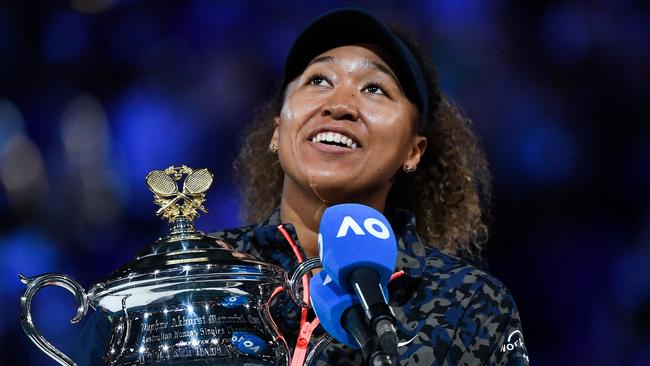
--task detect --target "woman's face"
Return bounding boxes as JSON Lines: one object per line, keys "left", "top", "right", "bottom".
{"left": 272, "top": 45, "right": 426, "bottom": 203}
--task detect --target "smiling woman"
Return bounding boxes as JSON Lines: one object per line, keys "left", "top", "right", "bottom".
{"left": 269, "top": 45, "right": 426, "bottom": 253}
{"left": 237, "top": 16, "right": 487, "bottom": 265}
{"left": 229, "top": 8, "right": 530, "bottom": 366}
{"left": 71, "top": 8, "right": 529, "bottom": 366}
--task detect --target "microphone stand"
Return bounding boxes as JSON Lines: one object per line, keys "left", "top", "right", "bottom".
{"left": 347, "top": 268, "right": 399, "bottom": 359}
{"left": 342, "top": 305, "right": 397, "bottom": 366}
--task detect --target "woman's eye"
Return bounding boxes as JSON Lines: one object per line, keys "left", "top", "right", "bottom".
{"left": 363, "top": 83, "right": 388, "bottom": 96}
{"left": 307, "top": 74, "right": 331, "bottom": 87}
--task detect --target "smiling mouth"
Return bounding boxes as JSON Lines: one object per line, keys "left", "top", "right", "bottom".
{"left": 310, "top": 131, "right": 359, "bottom": 150}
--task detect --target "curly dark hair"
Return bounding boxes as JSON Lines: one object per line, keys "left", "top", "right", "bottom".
{"left": 234, "top": 25, "right": 492, "bottom": 266}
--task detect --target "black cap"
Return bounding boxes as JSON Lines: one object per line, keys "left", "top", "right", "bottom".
{"left": 282, "top": 8, "right": 429, "bottom": 121}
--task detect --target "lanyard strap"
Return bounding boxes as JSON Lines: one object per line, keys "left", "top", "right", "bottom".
{"left": 277, "top": 224, "right": 316, "bottom": 366}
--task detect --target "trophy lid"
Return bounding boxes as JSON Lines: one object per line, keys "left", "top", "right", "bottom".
{"left": 88, "top": 166, "right": 285, "bottom": 313}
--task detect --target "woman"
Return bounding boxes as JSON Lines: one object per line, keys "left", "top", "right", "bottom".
{"left": 73, "top": 8, "right": 529, "bottom": 366}
{"left": 223, "top": 8, "right": 529, "bottom": 366}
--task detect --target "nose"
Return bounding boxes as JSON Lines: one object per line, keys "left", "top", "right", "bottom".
{"left": 322, "top": 89, "right": 359, "bottom": 122}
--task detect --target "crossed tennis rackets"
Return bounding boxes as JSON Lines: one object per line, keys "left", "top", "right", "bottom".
{"left": 146, "top": 166, "right": 213, "bottom": 218}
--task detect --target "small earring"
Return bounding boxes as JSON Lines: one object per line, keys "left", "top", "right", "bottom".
{"left": 404, "top": 165, "right": 415, "bottom": 173}
{"left": 269, "top": 144, "right": 279, "bottom": 154}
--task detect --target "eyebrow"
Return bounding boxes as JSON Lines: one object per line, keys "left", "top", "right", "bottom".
{"left": 307, "top": 56, "right": 401, "bottom": 88}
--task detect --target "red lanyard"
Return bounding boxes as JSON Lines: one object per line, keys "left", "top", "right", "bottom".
{"left": 277, "top": 225, "right": 320, "bottom": 366}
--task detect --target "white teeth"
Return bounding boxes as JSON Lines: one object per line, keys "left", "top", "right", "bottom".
{"left": 312, "top": 131, "right": 358, "bottom": 149}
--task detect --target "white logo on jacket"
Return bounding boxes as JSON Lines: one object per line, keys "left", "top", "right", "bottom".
{"left": 500, "top": 330, "right": 529, "bottom": 361}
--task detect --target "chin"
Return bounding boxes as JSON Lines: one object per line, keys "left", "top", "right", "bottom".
{"left": 302, "top": 173, "right": 377, "bottom": 204}
{"left": 301, "top": 173, "right": 348, "bottom": 200}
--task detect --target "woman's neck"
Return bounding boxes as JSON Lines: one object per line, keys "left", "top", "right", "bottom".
{"left": 279, "top": 179, "right": 325, "bottom": 259}
{"left": 279, "top": 176, "right": 390, "bottom": 258}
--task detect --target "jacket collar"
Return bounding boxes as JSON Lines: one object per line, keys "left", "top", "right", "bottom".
{"left": 250, "top": 208, "right": 427, "bottom": 281}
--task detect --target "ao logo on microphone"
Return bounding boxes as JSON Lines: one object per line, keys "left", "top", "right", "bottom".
{"left": 336, "top": 216, "right": 390, "bottom": 239}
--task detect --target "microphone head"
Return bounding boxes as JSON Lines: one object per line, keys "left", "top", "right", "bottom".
{"left": 309, "top": 270, "right": 359, "bottom": 348}
{"left": 318, "top": 203, "right": 397, "bottom": 290}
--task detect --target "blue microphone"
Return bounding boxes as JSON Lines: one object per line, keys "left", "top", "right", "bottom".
{"left": 309, "top": 270, "right": 360, "bottom": 348}
{"left": 310, "top": 271, "right": 394, "bottom": 366}
{"left": 318, "top": 203, "right": 399, "bottom": 356}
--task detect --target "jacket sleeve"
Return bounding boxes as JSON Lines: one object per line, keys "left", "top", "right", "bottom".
{"left": 447, "top": 278, "right": 530, "bottom": 365}
{"left": 70, "top": 310, "right": 112, "bottom": 366}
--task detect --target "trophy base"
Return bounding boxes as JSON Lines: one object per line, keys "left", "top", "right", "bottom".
{"left": 120, "top": 359, "right": 274, "bottom": 366}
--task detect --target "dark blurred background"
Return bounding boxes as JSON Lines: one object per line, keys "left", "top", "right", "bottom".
{"left": 1, "top": 1, "right": 648, "bottom": 365}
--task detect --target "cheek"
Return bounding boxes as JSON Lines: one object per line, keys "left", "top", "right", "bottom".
{"left": 364, "top": 106, "right": 417, "bottom": 168}
{"left": 368, "top": 111, "right": 412, "bottom": 145}
{"left": 279, "top": 103, "right": 294, "bottom": 123}
{"left": 277, "top": 105, "right": 296, "bottom": 145}
{"left": 278, "top": 93, "right": 322, "bottom": 140}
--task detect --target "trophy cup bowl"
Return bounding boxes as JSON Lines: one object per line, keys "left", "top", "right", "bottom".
{"left": 19, "top": 166, "right": 319, "bottom": 366}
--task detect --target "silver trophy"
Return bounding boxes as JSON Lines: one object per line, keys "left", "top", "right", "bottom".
{"left": 19, "top": 166, "right": 327, "bottom": 365}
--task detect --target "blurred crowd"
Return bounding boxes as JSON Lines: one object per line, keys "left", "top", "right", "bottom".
{"left": 0, "top": 1, "right": 648, "bottom": 365}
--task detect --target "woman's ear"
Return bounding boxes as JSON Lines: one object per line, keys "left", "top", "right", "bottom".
{"left": 404, "top": 135, "right": 427, "bottom": 169}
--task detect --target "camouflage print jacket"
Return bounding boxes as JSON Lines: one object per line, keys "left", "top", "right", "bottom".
{"left": 209, "top": 209, "right": 530, "bottom": 366}
{"left": 71, "top": 208, "right": 529, "bottom": 366}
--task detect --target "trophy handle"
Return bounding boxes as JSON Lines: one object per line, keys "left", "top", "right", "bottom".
{"left": 304, "top": 332, "right": 334, "bottom": 366}
{"left": 19, "top": 273, "right": 89, "bottom": 366}
{"left": 287, "top": 257, "right": 322, "bottom": 308}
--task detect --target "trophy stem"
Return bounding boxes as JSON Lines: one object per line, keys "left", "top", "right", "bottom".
{"left": 169, "top": 216, "right": 195, "bottom": 234}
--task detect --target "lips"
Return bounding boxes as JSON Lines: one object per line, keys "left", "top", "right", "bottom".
{"left": 311, "top": 131, "right": 358, "bottom": 149}
{"left": 307, "top": 126, "right": 362, "bottom": 151}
